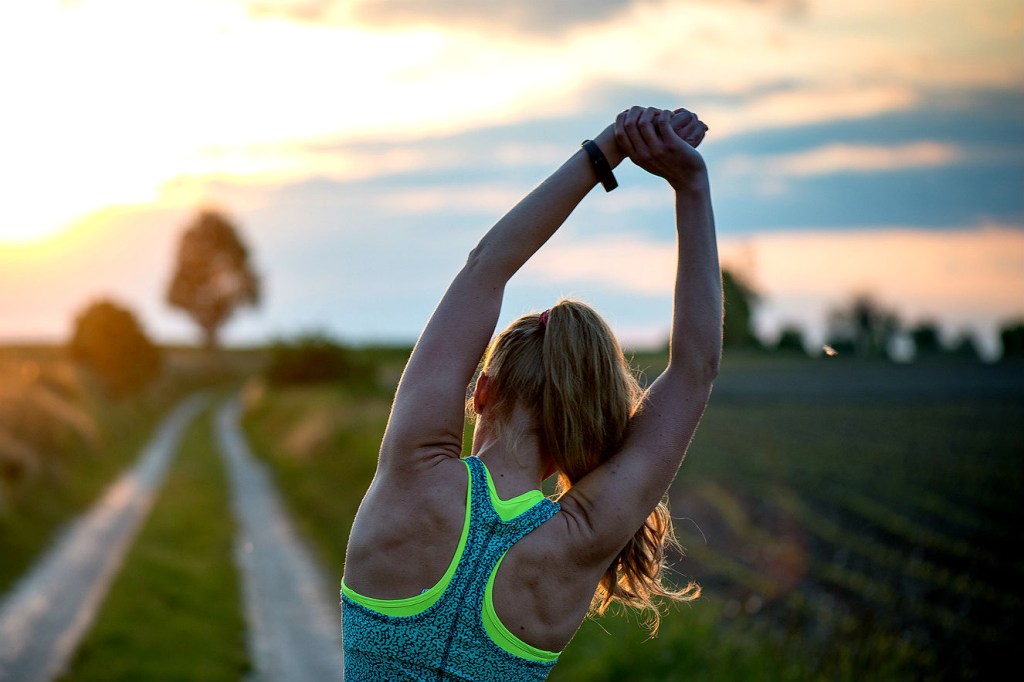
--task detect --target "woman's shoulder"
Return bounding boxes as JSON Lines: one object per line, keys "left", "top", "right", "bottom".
{"left": 345, "top": 454, "right": 472, "bottom": 600}
{"left": 372, "top": 453, "right": 469, "bottom": 509}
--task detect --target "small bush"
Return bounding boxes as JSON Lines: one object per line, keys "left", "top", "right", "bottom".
{"left": 774, "top": 327, "right": 807, "bottom": 355}
{"left": 1000, "top": 321, "right": 1024, "bottom": 359}
{"left": 265, "top": 333, "right": 370, "bottom": 387}
{"left": 69, "top": 299, "right": 161, "bottom": 396}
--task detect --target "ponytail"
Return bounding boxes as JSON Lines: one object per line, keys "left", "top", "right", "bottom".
{"left": 479, "top": 299, "right": 699, "bottom": 634}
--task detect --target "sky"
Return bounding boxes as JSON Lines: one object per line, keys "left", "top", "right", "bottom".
{"left": 1, "top": 0, "right": 1022, "bottom": 358}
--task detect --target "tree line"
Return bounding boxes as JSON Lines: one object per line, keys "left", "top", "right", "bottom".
{"left": 724, "top": 275, "right": 1023, "bottom": 363}
{"left": 68, "top": 210, "right": 1024, "bottom": 396}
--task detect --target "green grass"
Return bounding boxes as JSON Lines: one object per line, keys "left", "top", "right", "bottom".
{"left": 241, "top": 383, "right": 387, "bottom": 578}
{"left": 239, "top": 352, "right": 1024, "bottom": 681}
{"left": 60, "top": 400, "right": 248, "bottom": 682}
{"left": 0, "top": 396, "right": 178, "bottom": 593}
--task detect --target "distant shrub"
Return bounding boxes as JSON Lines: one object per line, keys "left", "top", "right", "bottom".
{"left": 909, "top": 322, "right": 942, "bottom": 357}
{"left": 265, "top": 333, "right": 371, "bottom": 386}
{"left": 948, "top": 333, "right": 981, "bottom": 362}
{"left": 69, "top": 299, "right": 162, "bottom": 396}
{"left": 825, "top": 294, "right": 900, "bottom": 359}
{"left": 774, "top": 327, "right": 807, "bottom": 355}
{"left": 1000, "top": 322, "right": 1024, "bottom": 360}
{"left": 722, "top": 269, "right": 761, "bottom": 349}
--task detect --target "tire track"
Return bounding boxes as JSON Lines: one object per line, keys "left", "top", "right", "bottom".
{"left": 0, "top": 393, "right": 208, "bottom": 682}
{"left": 214, "top": 396, "right": 343, "bottom": 681}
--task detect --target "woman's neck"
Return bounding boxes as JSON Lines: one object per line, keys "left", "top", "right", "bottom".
{"left": 471, "top": 411, "right": 551, "bottom": 498}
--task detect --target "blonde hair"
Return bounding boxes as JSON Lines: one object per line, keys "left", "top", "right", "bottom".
{"left": 477, "top": 299, "right": 699, "bottom": 633}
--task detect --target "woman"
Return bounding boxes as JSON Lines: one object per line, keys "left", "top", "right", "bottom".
{"left": 341, "top": 105, "right": 722, "bottom": 681}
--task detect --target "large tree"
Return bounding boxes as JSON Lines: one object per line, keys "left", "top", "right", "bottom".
{"left": 167, "top": 209, "right": 260, "bottom": 349}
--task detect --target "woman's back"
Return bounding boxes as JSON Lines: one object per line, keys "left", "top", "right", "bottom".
{"left": 343, "top": 455, "right": 605, "bottom": 654}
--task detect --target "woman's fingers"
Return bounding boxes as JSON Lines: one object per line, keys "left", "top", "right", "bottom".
{"left": 614, "top": 109, "right": 635, "bottom": 158}
{"left": 671, "top": 109, "right": 708, "bottom": 147}
{"left": 615, "top": 105, "right": 708, "bottom": 182}
{"left": 678, "top": 117, "right": 706, "bottom": 147}
{"left": 668, "top": 111, "right": 700, "bottom": 142}
{"left": 616, "top": 107, "right": 646, "bottom": 156}
{"left": 636, "top": 107, "right": 661, "bottom": 150}
{"left": 623, "top": 106, "right": 650, "bottom": 155}
{"left": 669, "top": 110, "right": 695, "bottom": 133}
{"left": 657, "top": 109, "right": 677, "bottom": 144}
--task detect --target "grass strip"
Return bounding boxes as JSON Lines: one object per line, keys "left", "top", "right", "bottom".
{"left": 60, "top": 401, "right": 248, "bottom": 682}
{"left": 0, "top": 398, "right": 174, "bottom": 593}
{"left": 241, "top": 384, "right": 385, "bottom": 578}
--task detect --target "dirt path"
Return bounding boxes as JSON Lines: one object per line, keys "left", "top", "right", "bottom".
{"left": 215, "top": 396, "right": 343, "bottom": 681}
{"left": 0, "top": 393, "right": 208, "bottom": 682}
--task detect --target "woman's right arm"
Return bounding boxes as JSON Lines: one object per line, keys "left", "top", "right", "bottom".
{"left": 559, "top": 107, "right": 723, "bottom": 560}
{"left": 374, "top": 124, "right": 627, "bottom": 475}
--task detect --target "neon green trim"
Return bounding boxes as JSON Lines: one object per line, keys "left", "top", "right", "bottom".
{"left": 341, "top": 455, "right": 557, "bottom": 661}
{"left": 340, "top": 463, "right": 473, "bottom": 617}
{"left": 483, "top": 555, "right": 560, "bottom": 663}
{"left": 480, "top": 460, "right": 544, "bottom": 522}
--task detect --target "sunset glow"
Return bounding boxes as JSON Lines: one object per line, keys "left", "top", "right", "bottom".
{"left": 0, "top": 0, "right": 505, "bottom": 243}
{"left": 0, "top": 0, "right": 1021, "bottom": 353}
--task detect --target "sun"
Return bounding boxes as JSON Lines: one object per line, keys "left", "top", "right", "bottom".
{"left": 1, "top": 220, "right": 76, "bottom": 247}
{"left": 0, "top": 143, "right": 166, "bottom": 246}
{"left": 0, "top": 1, "right": 441, "bottom": 248}
{"left": 0, "top": 0, "right": 568, "bottom": 248}
{"left": 0, "top": 2, "right": 228, "bottom": 245}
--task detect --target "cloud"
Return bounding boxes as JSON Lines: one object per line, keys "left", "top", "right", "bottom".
{"left": 246, "top": 0, "right": 813, "bottom": 35}
{"left": 244, "top": 0, "right": 1024, "bottom": 152}
{"left": 722, "top": 141, "right": 964, "bottom": 178}
{"left": 246, "top": 0, "right": 634, "bottom": 34}
{"left": 526, "top": 234, "right": 676, "bottom": 295}
{"left": 725, "top": 224, "right": 1024, "bottom": 306}
{"left": 371, "top": 183, "right": 526, "bottom": 215}
{"left": 699, "top": 85, "right": 921, "bottom": 139}
{"left": 348, "top": 0, "right": 632, "bottom": 35}
{"left": 181, "top": 134, "right": 571, "bottom": 189}
{"left": 8, "top": 0, "right": 1020, "bottom": 244}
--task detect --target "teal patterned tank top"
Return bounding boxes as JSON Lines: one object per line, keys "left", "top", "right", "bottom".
{"left": 341, "top": 456, "right": 561, "bottom": 681}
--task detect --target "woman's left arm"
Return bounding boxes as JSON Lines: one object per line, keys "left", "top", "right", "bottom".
{"left": 377, "top": 126, "right": 624, "bottom": 473}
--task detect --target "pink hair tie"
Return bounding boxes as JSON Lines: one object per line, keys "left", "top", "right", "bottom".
{"left": 538, "top": 309, "right": 551, "bottom": 328}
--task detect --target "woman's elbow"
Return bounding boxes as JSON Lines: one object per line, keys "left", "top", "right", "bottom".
{"left": 702, "top": 351, "right": 722, "bottom": 384}
{"left": 463, "top": 241, "right": 486, "bottom": 272}
{"left": 690, "top": 351, "right": 721, "bottom": 387}
{"left": 667, "top": 349, "right": 720, "bottom": 387}
{"left": 462, "top": 237, "right": 505, "bottom": 282}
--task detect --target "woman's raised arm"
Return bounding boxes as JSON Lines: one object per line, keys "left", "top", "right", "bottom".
{"left": 376, "top": 125, "right": 626, "bottom": 472}
{"left": 559, "top": 107, "right": 722, "bottom": 560}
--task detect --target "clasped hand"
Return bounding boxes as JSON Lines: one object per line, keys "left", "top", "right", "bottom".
{"left": 614, "top": 106, "right": 709, "bottom": 190}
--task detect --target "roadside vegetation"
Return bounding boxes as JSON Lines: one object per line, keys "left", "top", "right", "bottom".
{"left": 60, "top": 400, "right": 248, "bottom": 682}
{"left": 241, "top": 351, "right": 397, "bottom": 577}
{"left": 0, "top": 345, "right": 260, "bottom": 593}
